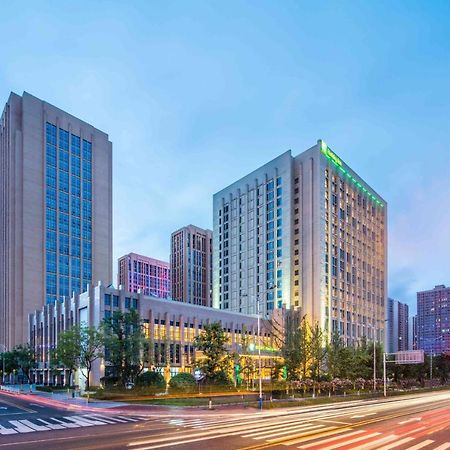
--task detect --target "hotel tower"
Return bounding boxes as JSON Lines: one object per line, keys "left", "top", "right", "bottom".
{"left": 213, "top": 140, "right": 387, "bottom": 345}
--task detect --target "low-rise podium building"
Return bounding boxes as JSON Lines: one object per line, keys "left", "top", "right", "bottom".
{"left": 28, "top": 282, "right": 283, "bottom": 387}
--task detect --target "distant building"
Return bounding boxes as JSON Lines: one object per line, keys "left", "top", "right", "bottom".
{"left": 0, "top": 92, "right": 112, "bottom": 349}
{"left": 386, "top": 298, "right": 409, "bottom": 353}
{"left": 28, "top": 283, "right": 281, "bottom": 387}
{"left": 213, "top": 140, "right": 387, "bottom": 346}
{"left": 118, "top": 253, "right": 170, "bottom": 298}
{"left": 171, "top": 225, "right": 212, "bottom": 307}
{"left": 417, "top": 285, "right": 450, "bottom": 354}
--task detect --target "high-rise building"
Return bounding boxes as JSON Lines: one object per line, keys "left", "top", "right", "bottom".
{"left": 385, "top": 298, "right": 409, "bottom": 353}
{"left": 417, "top": 285, "right": 450, "bottom": 354}
{"left": 0, "top": 92, "right": 112, "bottom": 348}
{"left": 118, "top": 253, "right": 170, "bottom": 298}
{"left": 170, "top": 225, "right": 212, "bottom": 306}
{"left": 213, "top": 140, "right": 387, "bottom": 345}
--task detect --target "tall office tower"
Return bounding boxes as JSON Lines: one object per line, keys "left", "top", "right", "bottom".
{"left": 417, "top": 285, "right": 450, "bottom": 354}
{"left": 170, "top": 225, "right": 212, "bottom": 306}
{"left": 385, "top": 298, "right": 409, "bottom": 353}
{"left": 118, "top": 253, "right": 170, "bottom": 298}
{"left": 0, "top": 92, "right": 112, "bottom": 348}
{"left": 213, "top": 140, "right": 387, "bottom": 345}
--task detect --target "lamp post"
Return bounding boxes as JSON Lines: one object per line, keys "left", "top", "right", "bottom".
{"left": 0, "top": 345, "right": 6, "bottom": 385}
{"left": 257, "top": 296, "right": 262, "bottom": 411}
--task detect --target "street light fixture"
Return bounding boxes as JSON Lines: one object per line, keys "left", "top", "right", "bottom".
{"left": 0, "top": 345, "right": 6, "bottom": 385}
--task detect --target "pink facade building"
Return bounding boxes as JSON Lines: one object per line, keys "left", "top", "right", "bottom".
{"left": 118, "top": 253, "right": 170, "bottom": 299}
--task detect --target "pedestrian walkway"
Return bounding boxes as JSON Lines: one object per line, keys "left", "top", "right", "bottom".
{"left": 0, "top": 413, "right": 146, "bottom": 435}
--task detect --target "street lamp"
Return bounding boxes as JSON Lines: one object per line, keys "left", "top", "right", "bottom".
{"left": 0, "top": 345, "right": 6, "bottom": 385}
{"left": 255, "top": 283, "right": 274, "bottom": 412}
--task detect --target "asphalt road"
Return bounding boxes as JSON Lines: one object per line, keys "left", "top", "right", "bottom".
{"left": 0, "top": 390, "right": 449, "bottom": 449}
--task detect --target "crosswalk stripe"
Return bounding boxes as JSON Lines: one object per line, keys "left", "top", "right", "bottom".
{"left": 36, "top": 418, "right": 66, "bottom": 430}
{"left": 433, "top": 444, "right": 450, "bottom": 450}
{"left": 77, "top": 415, "right": 110, "bottom": 425}
{"left": 242, "top": 422, "right": 316, "bottom": 438}
{"left": 253, "top": 424, "right": 325, "bottom": 440}
{"left": 406, "top": 440, "right": 434, "bottom": 450}
{"left": 351, "top": 434, "right": 398, "bottom": 450}
{"left": 267, "top": 426, "right": 338, "bottom": 444}
{"left": 18, "top": 420, "right": 49, "bottom": 431}
{"left": 298, "top": 430, "right": 365, "bottom": 448}
{"left": 0, "top": 424, "right": 17, "bottom": 435}
{"left": 50, "top": 417, "right": 80, "bottom": 428}
{"left": 8, "top": 420, "right": 35, "bottom": 433}
{"left": 63, "top": 416, "right": 95, "bottom": 427}
{"left": 117, "top": 415, "right": 139, "bottom": 422}
{"left": 375, "top": 436, "right": 414, "bottom": 449}
{"left": 89, "top": 414, "right": 128, "bottom": 424}
{"left": 318, "top": 431, "right": 380, "bottom": 450}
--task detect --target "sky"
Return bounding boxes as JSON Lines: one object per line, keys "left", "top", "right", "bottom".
{"left": 1, "top": 0, "right": 449, "bottom": 313}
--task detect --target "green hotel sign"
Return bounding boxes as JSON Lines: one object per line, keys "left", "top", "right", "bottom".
{"left": 320, "top": 140, "right": 384, "bottom": 208}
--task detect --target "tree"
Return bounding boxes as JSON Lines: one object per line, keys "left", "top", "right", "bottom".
{"left": 10, "top": 345, "right": 36, "bottom": 383}
{"left": 53, "top": 326, "right": 81, "bottom": 386}
{"left": 193, "top": 322, "right": 230, "bottom": 380}
{"left": 309, "top": 323, "right": 327, "bottom": 382}
{"left": 102, "top": 310, "right": 147, "bottom": 386}
{"left": 79, "top": 326, "right": 104, "bottom": 390}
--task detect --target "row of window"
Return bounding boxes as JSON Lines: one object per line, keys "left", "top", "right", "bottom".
{"left": 46, "top": 123, "right": 92, "bottom": 161}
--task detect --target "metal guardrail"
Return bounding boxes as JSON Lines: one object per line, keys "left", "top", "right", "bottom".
{"left": 0, "top": 384, "right": 35, "bottom": 393}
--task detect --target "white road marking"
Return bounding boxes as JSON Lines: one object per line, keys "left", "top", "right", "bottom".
{"left": 299, "top": 430, "right": 365, "bottom": 448}
{"left": 351, "top": 434, "right": 398, "bottom": 450}
{"left": 254, "top": 424, "right": 325, "bottom": 440}
{"left": 375, "top": 436, "right": 414, "bottom": 449}
{"left": 29, "top": 403, "right": 45, "bottom": 408}
{"left": 51, "top": 417, "right": 80, "bottom": 428}
{"left": 433, "top": 444, "right": 450, "bottom": 450}
{"left": 242, "top": 422, "right": 316, "bottom": 438}
{"left": 318, "top": 431, "right": 381, "bottom": 450}
{"left": 0, "top": 424, "right": 17, "bottom": 435}
{"left": 398, "top": 417, "right": 422, "bottom": 424}
{"left": 290, "top": 427, "right": 355, "bottom": 446}
{"left": 406, "top": 440, "right": 434, "bottom": 450}
{"left": 36, "top": 418, "right": 66, "bottom": 430}
{"left": 8, "top": 420, "right": 35, "bottom": 433}
{"left": 351, "top": 413, "right": 376, "bottom": 418}
{"left": 17, "top": 420, "right": 49, "bottom": 431}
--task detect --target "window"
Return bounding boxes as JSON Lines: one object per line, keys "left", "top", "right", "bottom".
{"left": 60, "top": 255, "right": 69, "bottom": 275}
{"left": 71, "top": 134, "right": 81, "bottom": 156}
{"left": 59, "top": 128, "right": 69, "bottom": 150}
{"left": 59, "top": 171, "right": 69, "bottom": 193}
{"left": 46, "top": 251, "right": 56, "bottom": 273}
{"left": 113, "top": 295, "right": 119, "bottom": 307}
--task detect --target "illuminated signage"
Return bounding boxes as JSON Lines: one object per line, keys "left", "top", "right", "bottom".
{"left": 320, "top": 140, "right": 384, "bottom": 208}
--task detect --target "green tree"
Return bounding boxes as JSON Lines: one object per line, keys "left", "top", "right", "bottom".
{"left": 53, "top": 326, "right": 81, "bottom": 386}
{"left": 10, "top": 345, "right": 36, "bottom": 383}
{"left": 79, "top": 326, "right": 104, "bottom": 390}
{"left": 102, "top": 309, "right": 147, "bottom": 386}
{"left": 193, "top": 322, "right": 230, "bottom": 380}
{"left": 309, "top": 323, "right": 327, "bottom": 381}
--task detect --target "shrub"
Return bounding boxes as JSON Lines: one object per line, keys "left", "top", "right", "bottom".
{"left": 99, "top": 375, "right": 119, "bottom": 388}
{"left": 136, "top": 371, "right": 165, "bottom": 388}
{"left": 169, "top": 373, "right": 197, "bottom": 393}
{"left": 208, "top": 371, "right": 233, "bottom": 386}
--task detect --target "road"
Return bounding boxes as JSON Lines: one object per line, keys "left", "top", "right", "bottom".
{"left": 0, "top": 390, "right": 449, "bottom": 449}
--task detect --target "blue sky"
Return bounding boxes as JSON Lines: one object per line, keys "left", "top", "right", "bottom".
{"left": 1, "top": 1, "right": 449, "bottom": 313}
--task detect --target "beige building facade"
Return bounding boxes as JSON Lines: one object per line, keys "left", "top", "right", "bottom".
{"left": 0, "top": 92, "right": 112, "bottom": 349}
{"left": 213, "top": 140, "right": 387, "bottom": 345}
{"left": 170, "top": 225, "right": 212, "bottom": 306}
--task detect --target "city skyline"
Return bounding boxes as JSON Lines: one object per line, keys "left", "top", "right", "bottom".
{"left": 1, "top": 2, "right": 450, "bottom": 314}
